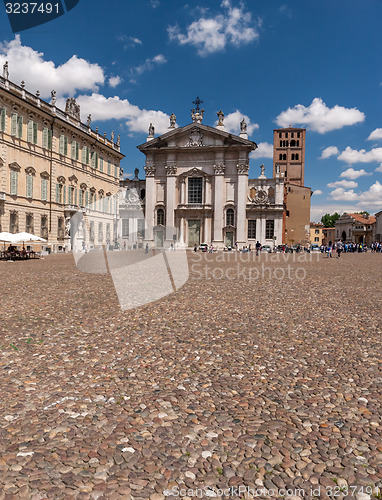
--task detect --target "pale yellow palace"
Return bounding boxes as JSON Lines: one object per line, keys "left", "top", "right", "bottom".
{"left": 0, "top": 68, "right": 124, "bottom": 252}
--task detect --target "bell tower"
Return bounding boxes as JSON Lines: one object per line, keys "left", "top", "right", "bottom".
{"left": 273, "top": 127, "right": 305, "bottom": 186}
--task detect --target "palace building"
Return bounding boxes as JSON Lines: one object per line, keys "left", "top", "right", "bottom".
{"left": 0, "top": 66, "right": 123, "bottom": 252}
{"left": 127, "top": 105, "right": 285, "bottom": 249}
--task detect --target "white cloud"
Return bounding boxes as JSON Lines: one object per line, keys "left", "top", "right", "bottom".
{"left": 131, "top": 54, "right": 167, "bottom": 80}
{"left": 338, "top": 146, "right": 382, "bottom": 164}
{"left": 168, "top": 0, "right": 260, "bottom": 56}
{"left": 251, "top": 142, "right": 273, "bottom": 159}
{"left": 375, "top": 164, "right": 382, "bottom": 173}
{"left": 327, "top": 180, "right": 358, "bottom": 189}
{"left": 108, "top": 76, "right": 122, "bottom": 88}
{"left": 328, "top": 181, "right": 382, "bottom": 207}
{"left": 117, "top": 35, "right": 143, "bottom": 49}
{"left": 0, "top": 35, "right": 104, "bottom": 99}
{"left": 76, "top": 93, "right": 170, "bottom": 135}
{"left": 276, "top": 98, "right": 365, "bottom": 133}
{"left": 320, "top": 146, "right": 339, "bottom": 159}
{"left": 367, "top": 128, "right": 382, "bottom": 141}
{"left": 312, "top": 190, "right": 323, "bottom": 195}
{"left": 217, "top": 110, "right": 259, "bottom": 136}
{"left": 340, "top": 168, "right": 372, "bottom": 180}
{"left": 310, "top": 205, "right": 355, "bottom": 223}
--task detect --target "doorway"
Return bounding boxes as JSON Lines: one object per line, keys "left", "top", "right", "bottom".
{"left": 188, "top": 220, "right": 201, "bottom": 247}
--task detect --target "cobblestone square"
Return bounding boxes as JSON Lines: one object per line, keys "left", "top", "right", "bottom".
{"left": 0, "top": 252, "right": 381, "bottom": 499}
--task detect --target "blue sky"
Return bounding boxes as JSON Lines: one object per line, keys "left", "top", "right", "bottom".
{"left": 1, "top": 0, "right": 382, "bottom": 220}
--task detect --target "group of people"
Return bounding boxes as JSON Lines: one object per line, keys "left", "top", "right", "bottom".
{"left": 321, "top": 241, "right": 382, "bottom": 256}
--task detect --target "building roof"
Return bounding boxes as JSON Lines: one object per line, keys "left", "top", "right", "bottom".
{"left": 347, "top": 213, "right": 376, "bottom": 225}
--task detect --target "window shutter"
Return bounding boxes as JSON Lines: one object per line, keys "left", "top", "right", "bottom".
{"left": 42, "top": 128, "right": 48, "bottom": 148}
{"left": 81, "top": 146, "right": 86, "bottom": 164}
{"left": 76, "top": 141, "right": 79, "bottom": 160}
{"left": 11, "top": 113, "right": 17, "bottom": 136}
{"left": 107, "top": 161, "right": 111, "bottom": 175}
{"left": 64, "top": 136, "right": 68, "bottom": 155}
{"left": 34, "top": 123, "right": 38, "bottom": 143}
{"left": 95, "top": 153, "right": 98, "bottom": 169}
{"left": 59, "top": 135, "right": 64, "bottom": 155}
{"left": 41, "top": 179, "right": 47, "bottom": 201}
{"left": 0, "top": 108, "right": 5, "bottom": 132}
{"left": 86, "top": 147, "right": 89, "bottom": 165}
{"left": 79, "top": 189, "right": 83, "bottom": 206}
{"left": 26, "top": 175, "right": 33, "bottom": 198}
{"left": 48, "top": 129, "right": 52, "bottom": 150}
{"left": 91, "top": 151, "right": 95, "bottom": 168}
{"left": 27, "top": 121, "right": 33, "bottom": 142}
{"left": 56, "top": 183, "right": 59, "bottom": 202}
{"left": 99, "top": 157, "right": 103, "bottom": 172}
{"left": 10, "top": 170, "right": 17, "bottom": 195}
{"left": 17, "top": 116, "right": 23, "bottom": 138}
{"left": 63, "top": 185, "right": 66, "bottom": 204}
{"left": 85, "top": 190, "right": 88, "bottom": 206}
{"left": 74, "top": 188, "right": 77, "bottom": 205}
{"left": 71, "top": 140, "right": 76, "bottom": 159}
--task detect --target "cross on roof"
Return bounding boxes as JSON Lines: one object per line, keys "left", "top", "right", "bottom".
{"left": 192, "top": 96, "right": 203, "bottom": 111}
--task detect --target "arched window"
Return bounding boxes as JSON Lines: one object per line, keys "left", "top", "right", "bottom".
{"left": 297, "top": 132, "right": 300, "bottom": 138}
{"left": 279, "top": 153, "right": 282, "bottom": 160}
{"left": 157, "top": 208, "right": 164, "bottom": 226}
{"left": 285, "top": 132, "right": 288, "bottom": 138}
{"left": 283, "top": 154, "right": 286, "bottom": 161}
{"left": 226, "top": 208, "right": 234, "bottom": 226}
{"left": 296, "top": 140, "right": 299, "bottom": 147}
{"left": 279, "top": 141, "right": 282, "bottom": 147}
{"left": 286, "top": 140, "right": 289, "bottom": 147}
{"left": 295, "top": 153, "right": 299, "bottom": 160}
{"left": 290, "top": 140, "right": 296, "bottom": 147}
{"left": 279, "top": 132, "right": 282, "bottom": 138}
{"left": 291, "top": 132, "right": 294, "bottom": 138}
{"left": 291, "top": 154, "right": 295, "bottom": 161}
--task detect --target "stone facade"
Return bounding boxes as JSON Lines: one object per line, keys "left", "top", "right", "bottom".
{"left": 375, "top": 210, "right": 382, "bottom": 242}
{"left": 134, "top": 113, "right": 284, "bottom": 249}
{"left": 335, "top": 213, "right": 376, "bottom": 245}
{"left": 0, "top": 73, "right": 123, "bottom": 252}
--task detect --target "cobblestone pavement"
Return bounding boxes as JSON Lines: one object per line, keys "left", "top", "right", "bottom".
{"left": 0, "top": 252, "right": 381, "bottom": 500}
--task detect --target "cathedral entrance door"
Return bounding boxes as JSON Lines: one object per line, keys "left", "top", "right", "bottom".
{"left": 188, "top": 220, "right": 201, "bottom": 247}
{"left": 225, "top": 232, "right": 234, "bottom": 248}
{"left": 155, "top": 229, "right": 164, "bottom": 248}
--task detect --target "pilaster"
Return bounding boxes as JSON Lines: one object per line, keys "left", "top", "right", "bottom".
{"left": 236, "top": 162, "right": 249, "bottom": 246}
{"left": 212, "top": 164, "right": 225, "bottom": 245}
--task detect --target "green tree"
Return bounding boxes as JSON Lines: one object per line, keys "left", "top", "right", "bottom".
{"left": 321, "top": 212, "right": 340, "bottom": 227}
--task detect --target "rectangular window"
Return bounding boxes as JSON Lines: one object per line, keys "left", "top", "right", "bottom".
{"left": 248, "top": 220, "right": 256, "bottom": 239}
{"left": 71, "top": 140, "right": 79, "bottom": 160}
{"left": 10, "top": 170, "right": 18, "bottom": 195}
{"left": 27, "top": 120, "right": 33, "bottom": 142}
{"left": 42, "top": 128, "right": 50, "bottom": 149}
{"left": 266, "top": 220, "right": 275, "bottom": 239}
{"left": 114, "top": 165, "right": 118, "bottom": 178}
{"left": 68, "top": 186, "right": 73, "bottom": 205}
{"left": 315, "top": 229, "right": 319, "bottom": 234}
{"left": 122, "top": 219, "right": 129, "bottom": 237}
{"left": 188, "top": 177, "right": 203, "bottom": 204}
{"left": 17, "top": 116, "right": 23, "bottom": 138}
{"left": 91, "top": 151, "right": 98, "bottom": 169}
{"left": 26, "top": 175, "right": 33, "bottom": 198}
{"left": 315, "top": 237, "right": 319, "bottom": 242}
{"left": 85, "top": 190, "right": 89, "bottom": 207}
{"left": 41, "top": 178, "right": 48, "bottom": 201}
{"left": 41, "top": 215, "right": 48, "bottom": 239}
{"left": 33, "top": 123, "right": 38, "bottom": 144}
{"left": 26, "top": 214, "right": 33, "bottom": 233}
{"left": 59, "top": 135, "right": 68, "bottom": 155}
{"left": 107, "top": 161, "right": 111, "bottom": 175}
{"left": 11, "top": 113, "right": 17, "bottom": 136}
{"left": 10, "top": 212, "right": 18, "bottom": 233}
{"left": 79, "top": 189, "right": 84, "bottom": 206}
{"left": 0, "top": 107, "right": 5, "bottom": 132}
{"left": 99, "top": 157, "right": 104, "bottom": 172}
{"left": 103, "top": 196, "right": 107, "bottom": 212}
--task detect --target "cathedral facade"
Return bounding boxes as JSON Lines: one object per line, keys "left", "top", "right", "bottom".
{"left": 133, "top": 108, "right": 284, "bottom": 250}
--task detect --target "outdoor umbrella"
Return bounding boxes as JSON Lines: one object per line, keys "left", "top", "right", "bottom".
{"left": 0, "top": 232, "right": 17, "bottom": 243}
{"left": 12, "top": 232, "right": 47, "bottom": 244}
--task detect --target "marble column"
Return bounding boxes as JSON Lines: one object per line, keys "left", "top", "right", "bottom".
{"left": 212, "top": 164, "right": 225, "bottom": 246}
{"left": 236, "top": 163, "right": 249, "bottom": 246}
{"left": 165, "top": 165, "right": 177, "bottom": 246}
{"left": 144, "top": 165, "right": 155, "bottom": 245}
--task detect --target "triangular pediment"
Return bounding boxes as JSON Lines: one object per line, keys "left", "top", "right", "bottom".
{"left": 137, "top": 122, "right": 256, "bottom": 151}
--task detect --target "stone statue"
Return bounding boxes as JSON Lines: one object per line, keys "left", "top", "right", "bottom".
{"left": 240, "top": 118, "right": 247, "bottom": 133}
{"left": 65, "top": 217, "right": 71, "bottom": 237}
{"left": 260, "top": 164, "right": 265, "bottom": 176}
{"left": 87, "top": 114, "right": 91, "bottom": 127}
{"left": 170, "top": 113, "right": 176, "bottom": 128}
{"left": 148, "top": 123, "right": 155, "bottom": 136}
{"left": 104, "top": 132, "right": 107, "bottom": 138}
{"left": 3, "top": 61, "right": 9, "bottom": 79}
{"left": 117, "top": 134, "right": 120, "bottom": 146}
{"left": 217, "top": 110, "right": 224, "bottom": 125}
{"left": 77, "top": 220, "right": 84, "bottom": 238}
{"left": 51, "top": 90, "right": 57, "bottom": 106}
{"left": 65, "top": 98, "right": 81, "bottom": 120}
{"left": 119, "top": 166, "right": 123, "bottom": 179}
{"left": 111, "top": 130, "right": 115, "bottom": 142}
{"left": 133, "top": 168, "right": 139, "bottom": 180}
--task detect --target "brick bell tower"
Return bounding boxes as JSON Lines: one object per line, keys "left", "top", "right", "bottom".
{"left": 273, "top": 127, "right": 306, "bottom": 186}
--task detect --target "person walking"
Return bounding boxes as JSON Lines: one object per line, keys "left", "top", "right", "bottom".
{"left": 336, "top": 239, "right": 343, "bottom": 258}
{"left": 145, "top": 243, "right": 149, "bottom": 254}
{"left": 256, "top": 240, "right": 261, "bottom": 256}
